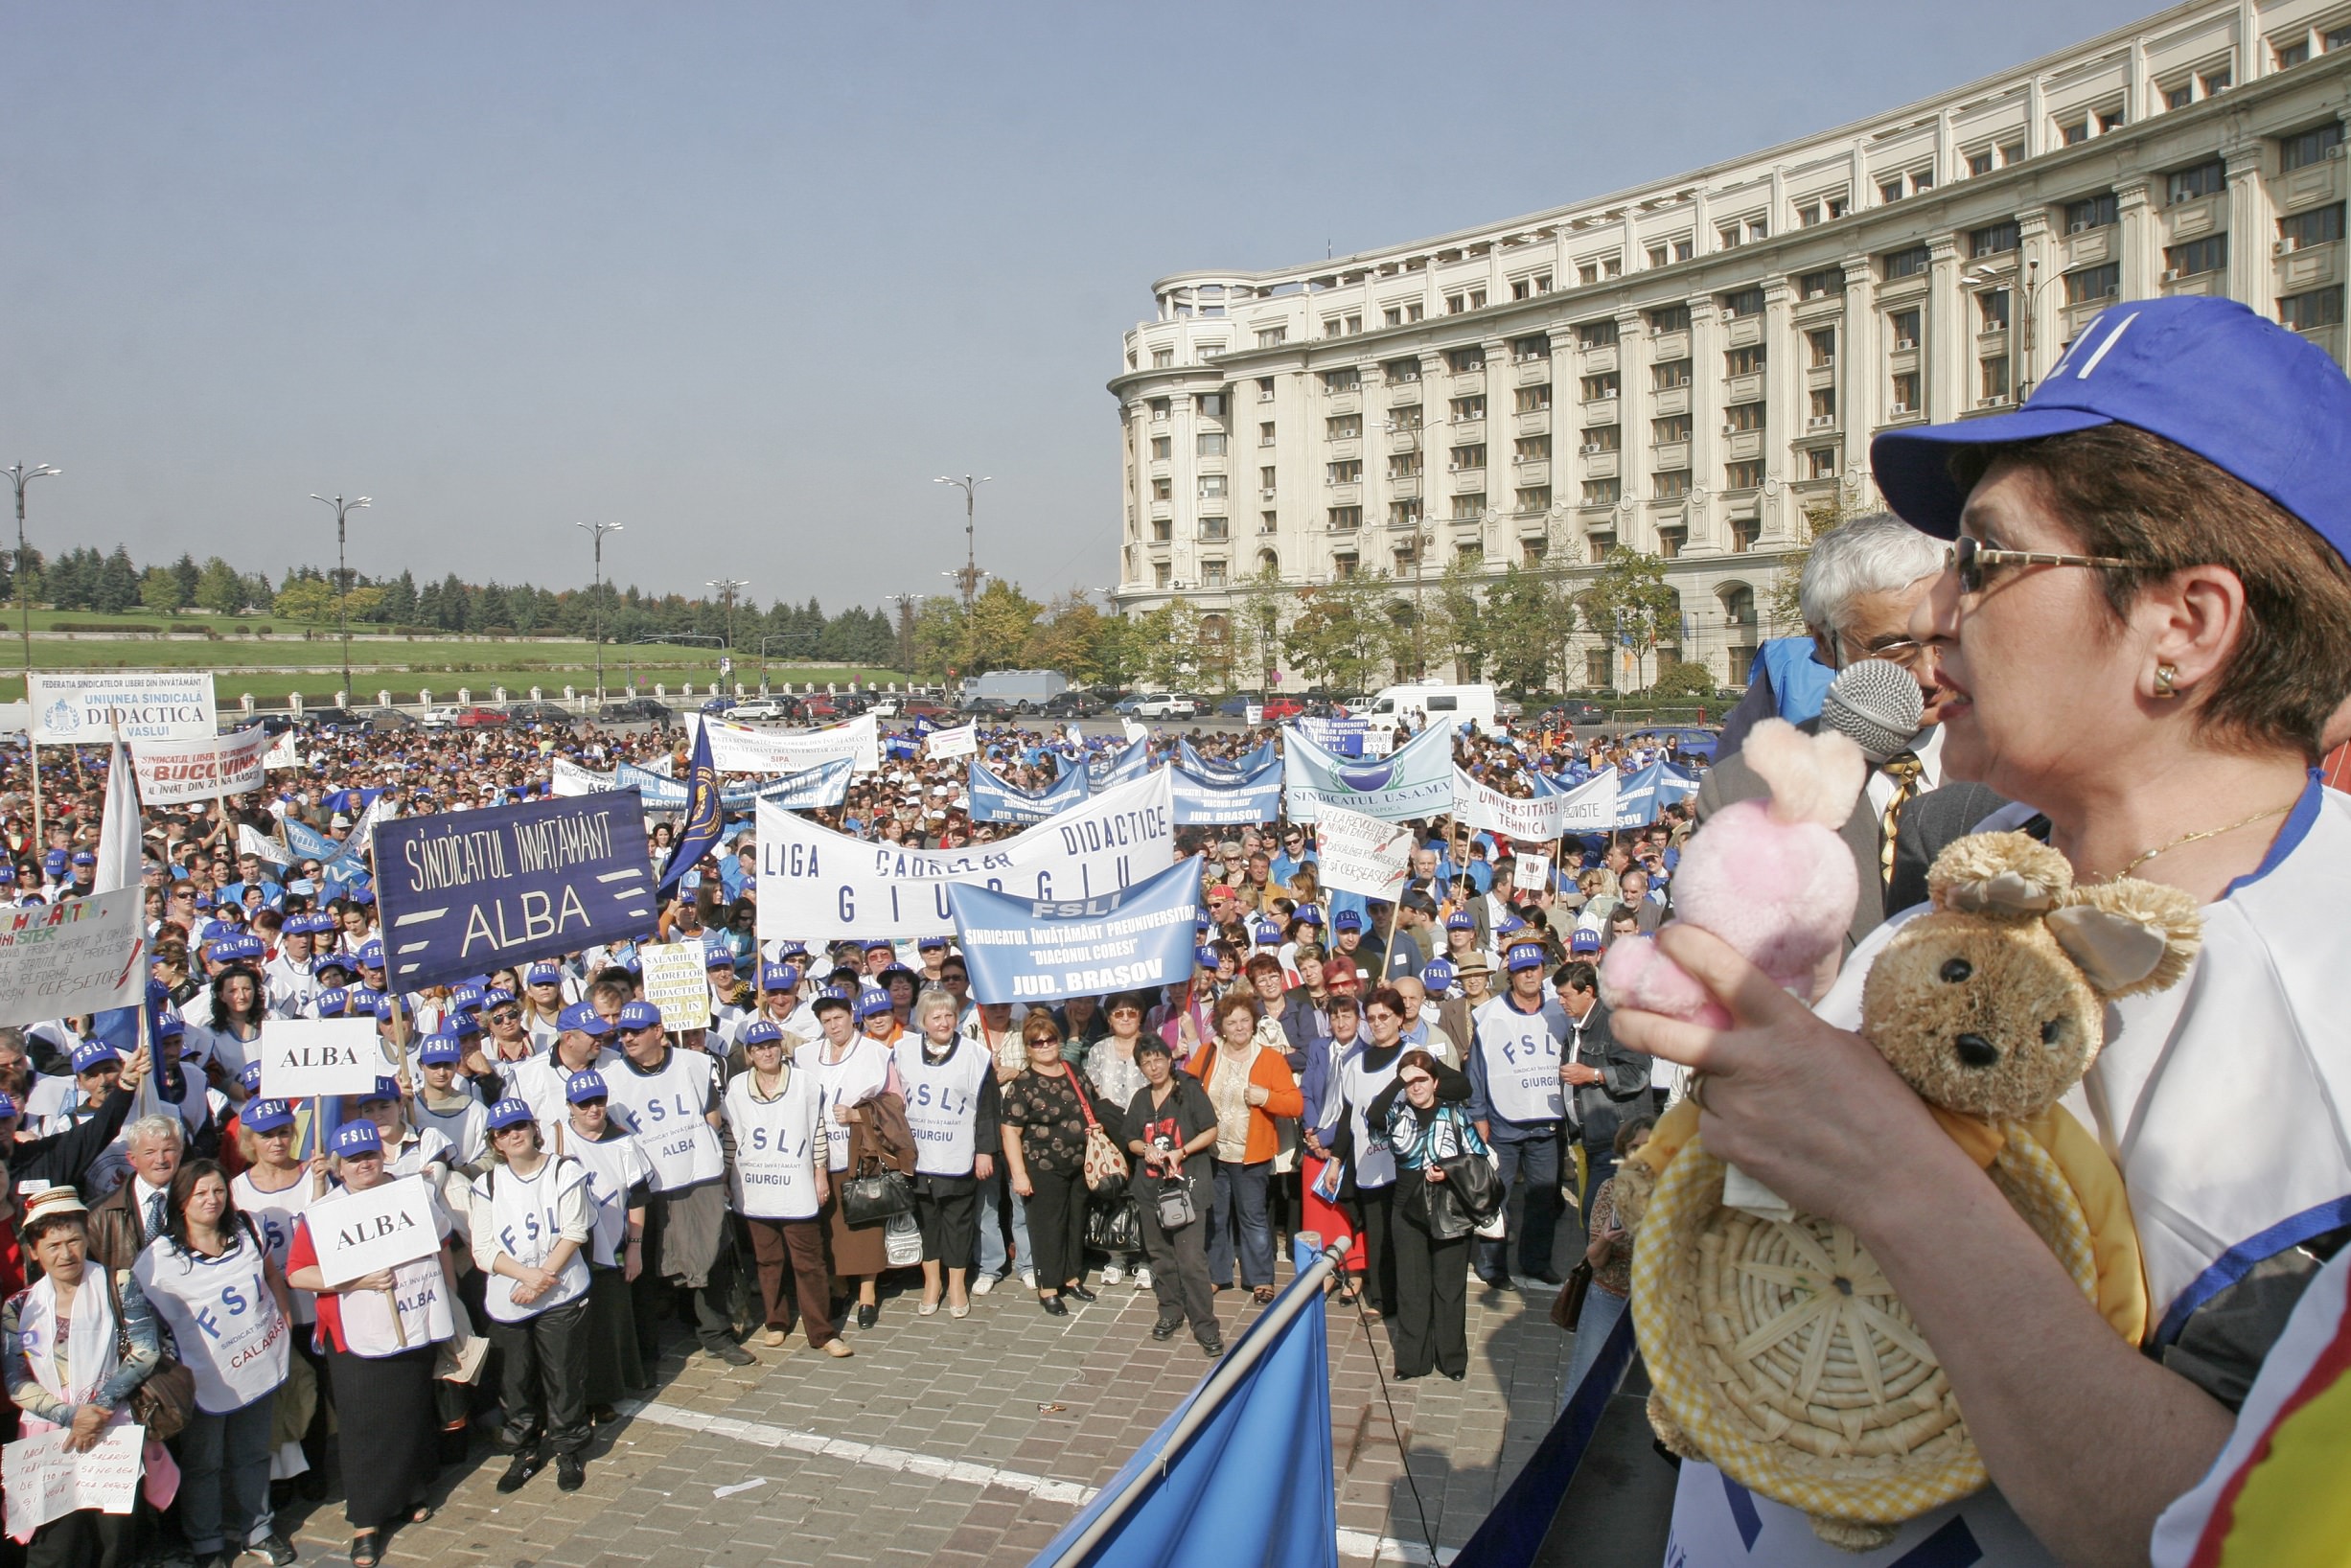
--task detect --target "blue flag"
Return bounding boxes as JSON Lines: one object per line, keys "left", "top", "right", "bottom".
{"left": 1030, "top": 1240, "right": 1338, "bottom": 1568}
{"left": 659, "top": 721, "right": 723, "bottom": 896}
{"left": 967, "top": 756, "right": 1091, "bottom": 824}
{"left": 1169, "top": 757, "right": 1283, "bottom": 827}
{"left": 1089, "top": 736, "right": 1152, "bottom": 785}
{"left": 949, "top": 855, "right": 1201, "bottom": 1004}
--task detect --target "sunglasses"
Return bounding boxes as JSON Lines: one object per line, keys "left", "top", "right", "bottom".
{"left": 1948, "top": 533, "right": 2144, "bottom": 596}
{"left": 487, "top": 1009, "right": 520, "bottom": 1025}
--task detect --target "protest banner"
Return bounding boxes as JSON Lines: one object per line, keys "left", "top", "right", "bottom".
{"left": 925, "top": 722, "right": 978, "bottom": 760}
{"left": 263, "top": 729, "right": 301, "bottom": 770}
{"left": 1244, "top": 704, "right": 1263, "bottom": 726}
{"left": 1280, "top": 721, "right": 1452, "bottom": 822}
{"left": 1614, "top": 760, "right": 1697, "bottom": 828}
{"left": 1091, "top": 735, "right": 1151, "bottom": 784}
{"left": 616, "top": 760, "right": 689, "bottom": 810}
{"left": 639, "top": 940, "right": 713, "bottom": 1031}
{"left": 28, "top": 670, "right": 216, "bottom": 744}
{"left": 1452, "top": 768, "right": 1571, "bottom": 842}
{"left": 261, "top": 1017, "right": 397, "bottom": 1100}
{"left": 1120, "top": 719, "right": 1146, "bottom": 745}
{"left": 374, "top": 795, "right": 655, "bottom": 989}
{"left": 1294, "top": 716, "right": 1368, "bottom": 757}
{"left": 305, "top": 1174, "right": 444, "bottom": 1287}
{"left": 3, "top": 1423, "right": 144, "bottom": 1536}
{"left": 239, "top": 824, "right": 292, "bottom": 865}
{"left": 1168, "top": 758, "right": 1282, "bottom": 826}
{"left": 949, "top": 856, "right": 1202, "bottom": 1003}
{"left": 1314, "top": 804, "right": 1413, "bottom": 901}
{"left": 967, "top": 756, "right": 1091, "bottom": 824}
{"left": 756, "top": 768, "right": 1176, "bottom": 942}
{"left": 1513, "top": 852, "right": 1553, "bottom": 892}
{"left": 551, "top": 756, "right": 616, "bottom": 796}
{"left": 685, "top": 712, "right": 881, "bottom": 775}
{"left": 1362, "top": 726, "right": 1395, "bottom": 757}
{"left": 749, "top": 755, "right": 854, "bottom": 810}
{"left": 1548, "top": 768, "right": 1624, "bottom": 834}
{"left": 129, "top": 726, "right": 272, "bottom": 804}
{"left": 0, "top": 892, "right": 143, "bottom": 1026}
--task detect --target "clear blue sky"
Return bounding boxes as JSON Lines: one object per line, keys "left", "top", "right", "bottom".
{"left": 4, "top": 0, "right": 2155, "bottom": 615}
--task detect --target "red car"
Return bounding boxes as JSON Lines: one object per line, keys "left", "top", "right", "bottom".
{"left": 795, "top": 697, "right": 841, "bottom": 722}
{"left": 453, "top": 706, "right": 510, "bottom": 728}
{"left": 901, "top": 699, "right": 955, "bottom": 721}
{"left": 1261, "top": 697, "right": 1305, "bottom": 722}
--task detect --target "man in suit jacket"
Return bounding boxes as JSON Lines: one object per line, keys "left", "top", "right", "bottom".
{"left": 1557, "top": 960, "right": 1649, "bottom": 1206}
{"left": 1886, "top": 780, "right": 2015, "bottom": 915}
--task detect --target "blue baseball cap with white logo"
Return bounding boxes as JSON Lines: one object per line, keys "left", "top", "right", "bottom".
{"left": 1445, "top": 910, "right": 1474, "bottom": 932}
{"left": 558, "top": 1002, "right": 612, "bottom": 1037}
{"left": 1420, "top": 958, "right": 1456, "bottom": 991}
{"left": 565, "top": 1070, "right": 610, "bottom": 1104}
{"left": 71, "top": 1040, "right": 120, "bottom": 1074}
{"left": 616, "top": 1000, "right": 663, "bottom": 1032}
{"left": 244, "top": 1099, "right": 295, "bottom": 1133}
{"left": 852, "top": 990, "right": 893, "bottom": 1022}
{"left": 760, "top": 962, "right": 801, "bottom": 992}
{"left": 1506, "top": 940, "right": 1550, "bottom": 972}
{"left": 418, "top": 1034, "right": 463, "bottom": 1066}
{"left": 1872, "top": 296, "right": 2351, "bottom": 562}
{"left": 740, "top": 1021, "right": 785, "bottom": 1049}
{"left": 1567, "top": 929, "right": 1602, "bottom": 956}
{"left": 330, "top": 1119, "right": 382, "bottom": 1158}
{"left": 486, "top": 1096, "right": 536, "bottom": 1131}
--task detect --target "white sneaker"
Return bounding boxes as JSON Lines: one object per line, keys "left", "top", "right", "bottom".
{"left": 1019, "top": 1268, "right": 1037, "bottom": 1289}
{"left": 1133, "top": 1266, "right": 1153, "bottom": 1289}
{"left": 1100, "top": 1264, "right": 1125, "bottom": 1286}
{"left": 972, "top": 1272, "right": 998, "bottom": 1296}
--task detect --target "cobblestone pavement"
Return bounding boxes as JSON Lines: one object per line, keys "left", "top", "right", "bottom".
{"left": 247, "top": 1260, "right": 1583, "bottom": 1567}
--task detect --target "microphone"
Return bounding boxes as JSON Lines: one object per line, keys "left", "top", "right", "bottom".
{"left": 1819, "top": 658, "right": 1925, "bottom": 765}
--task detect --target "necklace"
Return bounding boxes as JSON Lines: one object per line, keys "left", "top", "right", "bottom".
{"left": 2118, "top": 799, "right": 2298, "bottom": 878}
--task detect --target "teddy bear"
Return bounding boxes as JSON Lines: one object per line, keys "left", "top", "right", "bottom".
{"left": 1621, "top": 830, "right": 2201, "bottom": 1549}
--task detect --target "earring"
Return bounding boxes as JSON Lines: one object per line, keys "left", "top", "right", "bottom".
{"left": 2152, "top": 662, "right": 2179, "bottom": 700}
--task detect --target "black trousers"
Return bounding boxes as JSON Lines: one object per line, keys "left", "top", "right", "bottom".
{"left": 1387, "top": 1171, "right": 1469, "bottom": 1379}
{"left": 1353, "top": 1184, "right": 1400, "bottom": 1316}
{"left": 1023, "top": 1166, "right": 1090, "bottom": 1292}
{"left": 490, "top": 1294, "right": 592, "bottom": 1456}
{"left": 1137, "top": 1174, "right": 1218, "bottom": 1347}
{"left": 912, "top": 1172, "right": 980, "bottom": 1265}
{"left": 25, "top": 1509, "right": 129, "bottom": 1568}
{"left": 630, "top": 1207, "right": 736, "bottom": 1357}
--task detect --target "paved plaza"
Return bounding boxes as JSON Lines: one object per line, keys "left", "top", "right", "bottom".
{"left": 253, "top": 1258, "right": 1608, "bottom": 1568}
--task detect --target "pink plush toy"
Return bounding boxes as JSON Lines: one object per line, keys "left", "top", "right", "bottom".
{"left": 1598, "top": 719, "right": 1865, "bottom": 1027}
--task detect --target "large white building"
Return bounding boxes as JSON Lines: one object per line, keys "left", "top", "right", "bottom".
{"left": 1108, "top": 0, "right": 2351, "bottom": 691}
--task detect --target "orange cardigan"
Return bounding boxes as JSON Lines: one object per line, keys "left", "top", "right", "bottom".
{"left": 1188, "top": 1044, "right": 1305, "bottom": 1164}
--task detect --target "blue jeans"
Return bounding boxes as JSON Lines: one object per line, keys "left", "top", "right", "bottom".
{"left": 1477, "top": 1133, "right": 1565, "bottom": 1281}
{"left": 1207, "top": 1160, "right": 1275, "bottom": 1289}
{"left": 975, "top": 1172, "right": 1032, "bottom": 1279}
{"left": 177, "top": 1389, "right": 278, "bottom": 1553}
{"left": 1560, "top": 1284, "right": 1631, "bottom": 1416}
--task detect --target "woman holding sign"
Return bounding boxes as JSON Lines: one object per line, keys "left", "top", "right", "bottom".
{"left": 467, "top": 1098, "right": 594, "bottom": 1494}
{"left": 133, "top": 1159, "right": 298, "bottom": 1568}
{"left": 284, "top": 1120, "right": 461, "bottom": 1568}
{"left": 0, "top": 1187, "right": 164, "bottom": 1568}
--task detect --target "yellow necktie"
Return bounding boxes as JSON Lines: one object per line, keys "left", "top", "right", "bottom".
{"left": 1879, "top": 752, "right": 1924, "bottom": 886}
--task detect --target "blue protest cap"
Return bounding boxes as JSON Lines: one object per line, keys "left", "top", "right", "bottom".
{"left": 1498, "top": 911, "right": 1528, "bottom": 934}
{"left": 613, "top": 950, "right": 643, "bottom": 974}
{"left": 314, "top": 987, "right": 350, "bottom": 1017}
{"left": 616, "top": 1000, "right": 664, "bottom": 1032}
{"left": 1567, "top": 929, "right": 1603, "bottom": 956}
{"left": 1195, "top": 945, "right": 1221, "bottom": 970}
{"left": 863, "top": 937, "right": 895, "bottom": 953}
{"left": 70, "top": 849, "right": 95, "bottom": 866}
{"left": 525, "top": 961, "right": 564, "bottom": 985}
{"left": 69, "top": 1044, "right": 119, "bottom": 1081}
{"left": 915, "top": 934, "right": 948, "bottom": 951}
{"left": 772, "top": 939, "right": 807, "bottom": 958}
{"left": 418, "top": 1033, "right": 463, "bottom": 1066}
{"left": 1873, "top": 297, "right": 2351, "bottom": 562}
{"left": 238, "top": 1061, "right": 265, "bottom": 1093}
{"left": 243, "top": 1099, "right": 295, "bottom": 1133}
{"left": 311, "top": 952, "right": 355, "bottom": 977}
{"left": 356, "top": 939, "right": 385, "bottom": 967}
{"left": 558, "top": 1002, "right": 612, "bottom": 1036}
{"left": 811, "top": 985, "right": 855, "bottom": 1013}
{"left": 42, "top": 849, "right": 66, "bottom": 874}
{"left": 193, "top": 891, "right": 215, "bottom": 910}
{"left": 0, "top": 864, "right": 14, "bottom": 883}
{"left": 739, "top": 1021, "right": 785, "bottom": 1049}
{"left": 1506, "top": 940, "right": 1550, "bottom": 971}
{"left": 704, "top": 947, "right": 738, "bottom": 970}
{"left": 350, "top": 887, "right": 375, "bottom": 906}
{"left": 852, "top": 989, "right": 893, "bottom": 1022}
{"left": 449, "top": 983, "right": 486, "bottom": 1012}
{"left": 1251, "top": 921, "right": 1282, "bottom": 946}
{"left": 367, "top": 994, "right": 398, "bottom": 1023}
{"left": 331, "top": 1119, "right": 383, "bottom": 1157}
{"left": 1333, "top": 909, "right": 1364, "bottom": 933}
{"left": 1444, "top": 909, "right": 1474, "bottom": 932}
{"left": 357, "top": 1075, "right": 403, "bottom": 1103}
{"left": 480, "top": 987, "right": 517, "bottom": 1009}
{"left": 450, "top": 1011, "right": 484, "bottom": 1038}
{"left": 486, "top": 1096, "right": 537, "bottom": 1131}
{"left": 564, "top": 1070, "right": 610, "bottom": 1104}
{"left": 346, "top": 985, "right": 381, "bottom": 1013}
{"left": 1295, "top": 904, "right": 1325, "bottom": 927}
{"left": 759, "top": 962, "right": 802, "bottom": 992}
{"left": 154, "top": 1013, "right": 186, "bottom": 1040}
{"left": 1421, "top": 957, "right": 1457, "bottom": 990}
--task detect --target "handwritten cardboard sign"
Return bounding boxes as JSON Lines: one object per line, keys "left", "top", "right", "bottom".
{"left": 3, "top": 1422, "right": 144, "bottom": 1535}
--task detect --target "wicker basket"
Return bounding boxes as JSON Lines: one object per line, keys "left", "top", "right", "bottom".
{"left": 1631, "top": 1128, "right": 2097, "bottom": 1550}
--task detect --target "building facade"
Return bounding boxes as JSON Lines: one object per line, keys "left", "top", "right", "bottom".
{"left": 1107, "top": 0, "right": 2351, "bottom": 691}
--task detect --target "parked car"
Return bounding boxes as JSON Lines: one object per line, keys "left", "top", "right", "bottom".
{"left": 1131, "top": 693, "right": 1197, "bottom": 720}
{"left": 1642, "top": 724, "right": 1723, "bottom": 762}
{"left": 453, "top": 706, "right": 509, "bottom": 729}
{"left": 1110, "top": 695, "right": 1145, "bottom": 716}
{"left": 900, "top": 698, "right": 955, "bottom": 722}
{"left": 1260, "top": 697, "right": 1304, "bottom": 722}
{"left": 246, "top": 712, "right": 301, "bottom": 735}
{"left": 363, "top": 707, "right": 419, "bottom": 731}
{"left": 503, "top": 701, "right": 573, "bottom": 726}
{"left": 419, "top": 704, "right": 460, "bottom": 729}
{"left": 795, "top": 696, "right": 842, "bottom": 722}
{"left": 296, "top": 705, "right": 362, "bottom": 727}
{"left": 1542, "top": 701, "right": 1609, "bottom": 727}
{"left": 865, "top": 697, "right": 900, "bottom": 719}
{"left": 1213, "top": 692, "right": 1262, "bottom": 719}
{"left": 961, "top": 695, "right": 1024, "bottom": 719}
{"left": 1040, "top": 690, "right": 1105, "bottom": 719}
{"left": 597, "top": 698, "right": 674, "bottom": 724}
{"left": 727, "top": 698, "right": 793, "bottom": 723}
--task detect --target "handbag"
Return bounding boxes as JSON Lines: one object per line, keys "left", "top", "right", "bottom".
{"left": 1435, "top": 1148, "right": 1504, "bottom": 1227}
{"left": 1063, "top": 1071, "right": 1129, "bottom": 1193}
{"left": 883, "top": 1211, "right": 924, "bottom": 1267}
{"left": 1553, "top": 1259, "right": 1595, "bottom": 1331}
{"left": 105, "top": 1267, "right": 196, "bottom": 1441}
{"left": 839, "top": 1161, "right": 914, "bottom": 1228}
{"left": 1084, "top": 1194, "right": 1143, "bottom": 1254}
{"left": 1155, "top": 1177, "right": 1197, "bottom": 1232}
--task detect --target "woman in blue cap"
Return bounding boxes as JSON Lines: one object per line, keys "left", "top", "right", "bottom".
{"left": 468, "top": 1096, "right": 594, "bottom": 1495}
{"left": 1618, "top": 298, "right": 2351, "bottom": 1566}
{"left": 285, "top": 1118, "right": 463, "bottom": 1568}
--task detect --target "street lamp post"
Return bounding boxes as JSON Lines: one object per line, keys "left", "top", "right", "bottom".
{"left": 705, "top": 578, "right": 749, "bottom": 694}
{"left": 576, "top": 522, "right": 623, "bottom": 703}
{"left": 933, "top": 474, "right": 992, "bottom": 616}
{"left": 8, "top": 463, "right": 60, "bottom": 845}
{"left": 309, "top": 494, "right": 372, "bottom": 702}
{"left": 1963, "top": 257, "right": 2058, "bottom": 400}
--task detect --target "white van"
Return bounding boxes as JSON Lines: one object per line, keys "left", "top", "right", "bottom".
{"left": 1362, "top": 681, "right": 1499, "bottom": 732}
